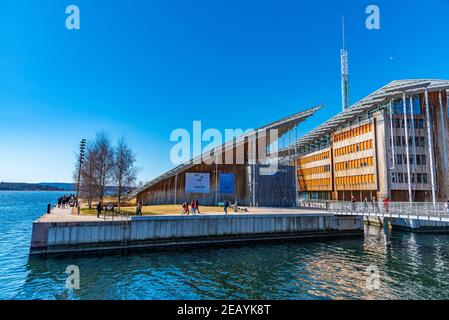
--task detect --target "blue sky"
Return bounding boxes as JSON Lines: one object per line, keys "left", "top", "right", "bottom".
{"left": 1, "top": 0, "right": 448, "bottom": 183}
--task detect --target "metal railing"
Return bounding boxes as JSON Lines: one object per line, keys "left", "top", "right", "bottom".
{"left": 328, "top": 201, "right": 449, "bottom": 222}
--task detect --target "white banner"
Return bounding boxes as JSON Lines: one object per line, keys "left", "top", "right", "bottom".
{"left": 185, "top": 173, "right": 210, "bottom": 194}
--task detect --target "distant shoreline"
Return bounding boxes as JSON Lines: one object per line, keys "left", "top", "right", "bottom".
{"left": 0, "top": 182, "right": 74, "bottom": 192}
{"left": 0, "top": 190, "right": 75, "bottom": 192}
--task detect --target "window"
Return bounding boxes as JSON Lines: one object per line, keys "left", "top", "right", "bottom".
{"left": 418, "top": 119, "right": 424, "bottom": 129}
{"left": 392, "top": 96, "right": 421, "bottom": 115}
{"left": 392, "top": 173, "right": 397, "bottom": 183}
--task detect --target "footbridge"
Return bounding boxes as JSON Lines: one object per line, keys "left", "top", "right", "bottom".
{"left": 299, "top": 201, "right": 449, "bottom": 223}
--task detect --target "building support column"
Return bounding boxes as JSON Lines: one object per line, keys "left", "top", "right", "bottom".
{"left": 425, "top": 88, "right": 437, "bottom": 205}
{"left": 294, "top": 126, "right": 299, "bottom": 207}
{"left": 174, "top": 174, "right": 178, "bottom": 204}
{"left": 389, "top": 100, "right": 396, "bottom": 169}
{"left": 403, "top": 92, "right": 413, "bottom": 203}
{"left": 409, "top": 96, "right": 417, "bottom": 165}
{"left": 439, "top": 91, "right": 448, "bottom": 169}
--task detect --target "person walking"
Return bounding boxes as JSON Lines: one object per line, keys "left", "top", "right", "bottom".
{"left": 224, "top": 200, "right": 229, "bottom": 214}
{"left": 383, "top": 197, "right": 389, "bottom": 213}
{"left": 136, "top": 202, "right": 142, "bottom": 216}
{"left": 371, "top": 196, "right": 378, "bottom": 212}
{"left": 351, "top": 196, "right": 356, "bottom": 212}
{"left": 96, "top": 201, "right": 102, "bottom": 218}
{"left": 182, "top": 202, "right": 190, "bottom": 215}
{"left": 363, "top": 197, "right": 369, "bottom": 211}
{"left": 195, "top": 200, "right": 200, "bottom": 214}
{"left": 191, "top": 200, "right": 197, "bottom": 214}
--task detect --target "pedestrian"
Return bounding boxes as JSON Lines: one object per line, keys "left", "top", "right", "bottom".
{"left": 351, "top": 196, "right": 356, "bottom": 212}
{"left": 224, "top": 200, "right": 229, "bottom": 214}
{"left": 182, "top": 202, "right": 190, "bottom": 215}
{"left": 191, "top": 200, "right": 197, "bottom": 214}
{"left": 383, "top": 197, "right": 389, "bottom": 213}
{"left": 97, "top": 201, "right": 102, "bottom": 218}
{"left": 446, "top": 200, "right": 449, "bottom": 215}
{"left": 136, "top": 202, "right": 142, "bottom": 216}
{"left": 371, "top": 196, "right": 377, "bottom": 212}
{"left": 57, "top": 197, "right": 62, "bottom": 208}
{"left": 363, "top": 197, "right": 368, "bottom": 211}
{"left": 47, "top": 203, "right": 51, "bottom": 214}
{"left": 195, "top": 200, "right": 200, "bottom": 214}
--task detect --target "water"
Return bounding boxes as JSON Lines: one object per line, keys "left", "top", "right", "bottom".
{"left": 1, "top": 191, "right": 449, "bottom": 300}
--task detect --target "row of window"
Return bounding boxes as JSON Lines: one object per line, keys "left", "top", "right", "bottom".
{"left": 335, "top": 174, "right": 376, "bottom": 186}
{"left": 299, "top": 178, "right": 332, "bottom": 189}
{"left": 393, "top": 136, "right": 426, "bottom": 147}
{"left": 333, "top": 123, "right": 373, "bottom": 142}
{"left": 298, "top": 151, "right": 330, "bottom": 165}
{"left": 393, "top": 154, "right": 427, "bottom": 166}
{"left": 392, "top": 172, "right": 428, "bottom": 184}
{"left": 335, "top": 157, "right": 375, "bottom": 171}
{"left": 393, "top": 118, "right": 425, "bottom": 129}
{"left": 391, "top": 96, "right": 421, "bottom": 115}
{"left": 298, "top": 165, "right": 331, "bottom": 176}
{"left": 334, "top": 140, "right": 374, "bottom": 157}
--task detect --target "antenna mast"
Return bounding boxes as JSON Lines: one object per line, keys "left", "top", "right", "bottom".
{"left": 340, "top": 16, "right": 350, "bottom": 111}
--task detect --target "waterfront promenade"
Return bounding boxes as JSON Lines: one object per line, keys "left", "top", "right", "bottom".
{"left": 30, "top": 206, "right": 362, "bottom": 255}
{"left": 37, "top": 206, "right": 328, "bottom": 223}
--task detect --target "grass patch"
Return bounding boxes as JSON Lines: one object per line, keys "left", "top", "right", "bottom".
{"left": 80, "top": 204, "right": 224, "bottom": 216}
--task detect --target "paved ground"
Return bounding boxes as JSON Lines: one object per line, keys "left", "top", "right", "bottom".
{"left": 37, "top": 207, "right": 130, "bottom": 223}
{"left": 36, "top": 206, "right": 329, "bottom": 223}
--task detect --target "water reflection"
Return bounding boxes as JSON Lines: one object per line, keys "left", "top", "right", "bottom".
{"left": 17, "top": 225, "right": 449, "bottom": 300}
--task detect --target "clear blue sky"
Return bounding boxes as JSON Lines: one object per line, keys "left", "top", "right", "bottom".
{"left": 1, "top": 0, "right": 448, "bottom": 183}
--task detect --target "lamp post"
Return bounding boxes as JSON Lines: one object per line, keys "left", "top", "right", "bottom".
{"left": 76, "top": 139, "right": 86, "bottom": 214}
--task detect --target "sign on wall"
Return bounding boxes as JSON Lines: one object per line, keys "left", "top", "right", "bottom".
{"left": 185, "top": 173, "right": 210, "bottom": 194}
{"left": 220, "top": 173, "right": 234, "bottom": 194}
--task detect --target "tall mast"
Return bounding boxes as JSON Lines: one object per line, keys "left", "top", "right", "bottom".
{"left": 340, "top": 16, "right": 350, "bottom": 111}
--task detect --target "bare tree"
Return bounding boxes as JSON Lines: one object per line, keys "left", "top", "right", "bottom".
{"left": 73, "top": 143, "right": 102, "bottom": 210}
{"left": 80, "top": 144, "right": 100, "bottom": 209}
{"left": 93, "top": 132, "right": 115, "bottom": 202}
{"left": 113, "top": 137, "right": 138, "bottom": 211}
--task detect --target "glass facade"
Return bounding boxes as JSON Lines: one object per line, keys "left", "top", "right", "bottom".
{"left": 391, "top": 96, "right": 421, "bottom": 115}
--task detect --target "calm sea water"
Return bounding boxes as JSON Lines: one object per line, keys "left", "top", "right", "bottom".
{"left": 1, "top": 191, "right": 449, "bottom": 300}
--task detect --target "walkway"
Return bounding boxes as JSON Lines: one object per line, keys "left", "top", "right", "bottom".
{"left": 303, "top": 201, "right": 449, "bottom": 223}
{"left": 36, "top": 206, "right": 328, "bottom": 223}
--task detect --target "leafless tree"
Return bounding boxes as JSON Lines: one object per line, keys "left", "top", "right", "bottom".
{"left": 113, "top": 137, "right": 138, "bottom": 211}
{"left": 93, "top": 132, "right": 115, "bottom": 202}
{"left": 81, "top": 144, "right": 100, "bottom": 209}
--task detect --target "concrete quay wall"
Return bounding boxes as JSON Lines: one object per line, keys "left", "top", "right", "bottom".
{"left": 30, "top": 214, "right": 364, "bottom": 255}
{"left": 389, "top": 218, "right": 449, "bottom": 232}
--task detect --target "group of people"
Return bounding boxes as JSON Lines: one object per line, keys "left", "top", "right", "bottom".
{"left": 350, "top": 195, "right": 389, "bottom": 212}
{"left": 182, "top": 200, "right": 201, "bottom": 215}
{"left": 180, "top": 200, "right": 235, "bottom": 215}
{"left": 57, "top": 195, "right": 77, "bottom": 208}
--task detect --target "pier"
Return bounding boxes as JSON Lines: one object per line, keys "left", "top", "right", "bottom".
{"left": 29, "top": 208, "right": 363, "bottom": 255}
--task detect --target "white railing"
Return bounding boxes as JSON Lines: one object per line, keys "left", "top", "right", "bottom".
{"left": 297, "top": 200, "right": 336, "bottom": 210}
{"left": 328, "top": 201, "right": 449, "bottom": 222}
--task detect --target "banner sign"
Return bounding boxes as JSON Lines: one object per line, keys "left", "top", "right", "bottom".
{"left": 185, "top": 173, "right": 210, "bottom": 193}
{"left": 220, "top": 173, "right": 234, "bottom": 194}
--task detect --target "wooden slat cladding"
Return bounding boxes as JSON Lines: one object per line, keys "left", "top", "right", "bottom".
{"left": 137, "top": 164, "right": 248, "bottom": 206}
